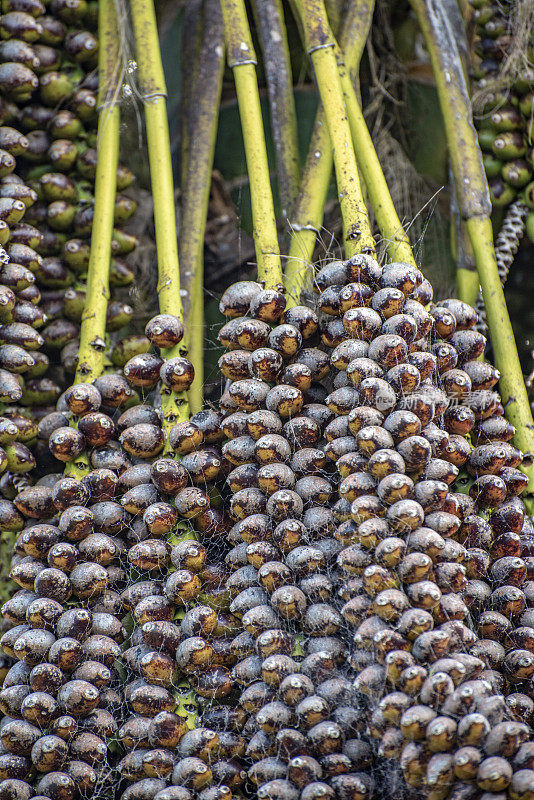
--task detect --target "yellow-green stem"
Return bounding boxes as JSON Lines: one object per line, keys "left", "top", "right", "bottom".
{"left": 130, "top": 0, "right": 189, "bottom": 436}
{"left": 411, "top": 0, "right": 486, "bottom": 303}
{"left": 74, "top": 136, "right": 117, "bottom": 382}
{"left": 324, "top": 0, "right": 344, "bottom": 31}
{"left": 221, "top": 0, "right": 283, "bottom": 290}
{"left": 285, "top": 0, "right": 374, "bottom": 306}
{"left": 457, "top": 265, "right": 480, "bottom": 307}
{"left": 411, "top": 0, "right": 534, "bottom": 495}
{"left": 130, "top": 0, "right": 201, "bottom": 726}
{"left": 340, "top": 68, "right": 416, "bottom": 266}
{"left": 285, "top": 111, "right": 332, "bottom": 305}
{"left": 296, "top": 0, "right": 374, "bottom": 260}
{"left": 65, "top": 0, "right": 120, "bottom": 480}
{"left": 453, "top": 206, "right": 479, "bottom": 305}
{"left": 451, "top": 176, "right": 480, "bottom": 305}
{"left": 180, "top": 0, "right": 224, "bottom": 415}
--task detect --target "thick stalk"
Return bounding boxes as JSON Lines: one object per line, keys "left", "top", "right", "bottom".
{"left": 252, "top": 0, "right": 300, "bottom": 221}
{"left": 75, "top": 104, "right": 118, "bottom": 373}
{"left": 180, "top": 0, "right": 204, "bottom": 191}
{"left": 409, "top": 0, "right": 490, "bottom": 223}
{"left": 339, "top": 66, "right": 416, "bottom": 266}
{"left": 442, "top": 0, "right": 478, "bottom": 304}
{"left": 412, "top": 0, "right": 534, "bottom": 497}
{"left": 65, "top": 0, "right": 120, "bottom": 480}
{"left": 285, "top": 0, "right": 374, "bottom": 306}
{"left": 457, "top": 268, "right": 480, "bottom": 306}
{"left": 451, "top": 169, "right": 479, "bottom": 305}
{"left": 324, "top": 0, "right": 344, "bottom": 31}
{"left": 221, "top": 0, "right": 283, "bottom": 290}
{"left": 179, "top": 0, "right": 224, "bottom": 415}
{"left": 456, "top": 223, "right": 479, "bottom": 306}
{"left": 285, "top": 113, "right": 333, "bottom": 305}
{"left": 295, "top": 0, "right": 375, "bottom": 260}
{"left": 130, "top": 0, "right": 202, "bottom": 728}
{"left": 130, "top": 0, "right": 189, "bottom": 435}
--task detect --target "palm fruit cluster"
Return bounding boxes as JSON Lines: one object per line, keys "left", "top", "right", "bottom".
{"left": 1, "top": 244, "right": 534, "bottom": 800}
{"left": 0, "top": 6, "right": 533, "bottom": 799}
{"left": 0, "top": 312, "right": 202, "bottom": 800}
{"left": 470, "top": 0, "right": 534, "bottom": 229}
{"left": 0, "top": 0, "right": 140, "bottom": 506}
{"left": 4, "top": 253, "right": 534, "bottom": 800}
{"left": 0, "top": 470, "right": 123, "bottom": 800}
{"left": 0, "top": 2, "right": 150, "bottom": 797}
{"left": 309, "top": 259, "right": 534, "bottom": 800}
{"left": 162, "top": 256, "right": 533, "bottom": 800}
{"left": 317, "top": 262, "right": 534, "bottom": 800}
{"left": 112, "top": 324, "right": 243, "bottom": 800}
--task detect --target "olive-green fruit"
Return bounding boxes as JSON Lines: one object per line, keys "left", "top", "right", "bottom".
{"left": 489, "top": 106, "right": 523, "bottom": 132}
{"left": 111, "top": 335, "right": 151, "bottom": 367}
{"left": 489, "top": 177, "right": 516, "bottom": 207}
{"left": 523, "top": 182, "right": 534, "bottom": 210}
{"left": 111, "top": 228, "right": 137, "bottom": 255}
{"left": 0, "top": 61, "right": 38, "bottom": 99}
{"left": 483, "top": 153, "right": 502, "bottom": 179}
{"left": 478, "top": 128, "right": 497, "bottom": 151}
{"left": 501, "top": 159, "right": 532, "bottom": 188}
{"left": 39, "top": 70, "right": 74, "bottom": 105}
{"left": 492, "top": 131, "right": 527, "bottom": 160}
{"left": 0, "top": 11, "right": 42, "bottom": 42}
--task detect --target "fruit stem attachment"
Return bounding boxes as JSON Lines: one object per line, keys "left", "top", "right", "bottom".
{"left": 252, "top": 0, "right": 300, "bottom": 222}
{"left": 284, "top": 0, "right": 375, "bottom": 306}
{"left": 65, "top": 0, "right": 121, "bottom": 480}
{"left": 129, "top": 2, "right": 202, "bottom": 727}
{"left": 130, "top": 0, "right": 190, "bottom": 433}
{"left": 179, "top": 0, "right": 225, "bottom": 415}
{"left": 411, "top": 0, "right": 534, "bottom": 498}
{"left": 221, "top": 0, "right": 283, "bottom": 290}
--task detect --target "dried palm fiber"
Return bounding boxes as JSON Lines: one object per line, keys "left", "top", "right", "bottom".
{"left": 475, "top": 199, "right": 528, "bottom": 334}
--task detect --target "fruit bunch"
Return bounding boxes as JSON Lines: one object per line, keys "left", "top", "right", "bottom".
{"left": 0, "top": 1, "right": 151, "bottom": 793}
{"left": 113, "top": 318, "right": 244, "bottom": 798}
{"left": 8, "top": 254, "right": 533, "bottom": 800}
{"left": 470, "top": 0, "right": 534, "bottom": 223}
{"left": 0, "top": 304, "right": 203, "bottom": 798}
{"left": 307, "top": 259, "right": 534, "bottom": 800}
{"left": 0, "top": 0, "right": 95, "bottom": 417}
{"left": 0, "top": 417, "right": 125, "bottom": 800}
{"left": 162, "top": 256, "right": 531, "bottom": 800}
{"left": 1, "top": 0, "right": 534, "bottom": 797}
{"left": 0, "top": 0, "right": 140, "bottom": 494}
{"left": 12, "top": 0, "right": 138, "bottom": 386}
